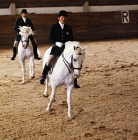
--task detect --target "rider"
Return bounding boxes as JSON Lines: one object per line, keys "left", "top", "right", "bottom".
{"left": 40, "top": 10, "right": 80, "bottom": 88}
{"left": 11, "top": 9, "right": 41, "bottom": 60}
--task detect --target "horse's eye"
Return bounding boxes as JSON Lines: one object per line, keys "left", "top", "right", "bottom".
{"left": 74, "top": 59, "right": 77, "bottom": 61}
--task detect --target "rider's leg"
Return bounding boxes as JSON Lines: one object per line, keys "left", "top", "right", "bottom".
{"left": 74, "top": 78, "right": 80, "bottom": 88}
{"left": 30, "top": 35, "right": 41, "bottom": 60}
{"left": 40, "top": 55, "right": 55, "bottom": 84}
{"left": 11, "top": 35, "right": 20, "bottom": 60}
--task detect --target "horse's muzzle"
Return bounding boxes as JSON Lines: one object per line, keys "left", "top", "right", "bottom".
{"left": 23, "top": 46, "right": 27, "bottom": 49}
{"left": 73, "top": 73, "right": 80, "bottom": 78}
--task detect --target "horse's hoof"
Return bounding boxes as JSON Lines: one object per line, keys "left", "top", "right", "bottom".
{"left": 43, "top": 94, "right": 48, "bottom": 98}
{"left": 30, "top": 76, "right": 35, "bottom": 79}
{"left": 68, "top": 115, "right": 75, "bottom": 120}
{"left": 22, "top": 81, "right": 26, "bottom": 84}
{"left": 46, "top": 107, "right": 51, "bottom": 112}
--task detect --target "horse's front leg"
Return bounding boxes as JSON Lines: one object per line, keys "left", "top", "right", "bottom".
{"left": 29, "top": 56, "right": 35, "bottom": 78}
{"left": 44, "top": 77, "right": 49, "bottom": 97}
{"left": 67, "top": 84, "right": 74, "bottom": 119}
{"left": 19, "top": 58, "right": 26, "bottom": 83}
{"left": 46, "top": 84, "right": 57, "bottom": 112}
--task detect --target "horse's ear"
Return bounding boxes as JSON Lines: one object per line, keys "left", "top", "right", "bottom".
{"left": 74, "top": 46, "right": 80, "bottom": 50}
{"left": 33, "top": 31, "right": 35, "bottom": 35}
{"left": 18, "top": 26, "right": 22, "bottom": 30}
{"left": 83, "top": 45, "right": 87, "bottom": 50}
{"left": 81, "top": 46, "right": 87, "bottom": 55}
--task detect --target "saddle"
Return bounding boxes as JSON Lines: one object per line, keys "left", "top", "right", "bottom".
{"left": 49, "top": 45, "right": 65, "bottom": 74}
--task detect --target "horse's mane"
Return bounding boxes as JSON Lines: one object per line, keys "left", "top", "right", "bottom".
{"left": 64, "top": 41, "right": 80, "bottom": 52}
{"left": 19, "top": 26, "right": 33, "bottom": 34}
{"left": 64, "top": 41, "right": 86, "bottom": 56}
{"left": 65, "top": 41, "right": 80, "bottom": 48}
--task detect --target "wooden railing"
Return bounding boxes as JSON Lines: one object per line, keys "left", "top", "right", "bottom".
{"left": 0, "top": 11, "right": 138, "bottom": 46}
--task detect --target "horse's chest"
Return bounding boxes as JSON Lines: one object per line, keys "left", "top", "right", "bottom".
{"left": 18, "top": 47, "right": 33, "bottom": 57}
{"left": 49, "top": 74, "right": 73, "bottom": 86}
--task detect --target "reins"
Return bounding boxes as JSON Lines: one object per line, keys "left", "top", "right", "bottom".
{"left": 62, "top": 54, "right": 73, "bottom": 73}
{"left": 62, "top": 53, "right": 82, "bottom": 74}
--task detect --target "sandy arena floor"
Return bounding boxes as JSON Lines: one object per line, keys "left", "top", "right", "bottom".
{"left": 0, "top": 39, "right": 138, "bottom": 140}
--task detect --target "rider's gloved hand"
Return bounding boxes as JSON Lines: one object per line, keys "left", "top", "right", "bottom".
{"left": 55, "top": 42, "right": 63, "bottom": 48}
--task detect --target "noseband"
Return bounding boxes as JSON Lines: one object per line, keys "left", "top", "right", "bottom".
{"left": 21, "top": 38, "right": 29, "bottom": 48}
{"left": 62, "top": 54, "right": 82, "bottom": 73}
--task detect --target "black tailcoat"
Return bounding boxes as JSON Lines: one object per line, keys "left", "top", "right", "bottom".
{"left": 14, "top": 17, "right": 34, "bottom": 41}
{"left": 48, "top": 22, "right": 74, "bottom": 55}
{"left": 14, "top": 17, "right": 34, "bottom": 34}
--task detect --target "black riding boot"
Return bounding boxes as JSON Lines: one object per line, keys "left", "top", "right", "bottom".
{"left": 11, "top": 47, "right": 17, "bottom": 60}
{"left": 40, "top": 65, "right": 50, "bottom": 84}
{"left": 74, "top": 78, "right": 80, "bottom": 88}
{"left": 31, "top": 40, "right": 41, "bottom": 60}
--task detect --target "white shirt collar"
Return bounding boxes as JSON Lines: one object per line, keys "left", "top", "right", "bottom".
{"left": 22, "top": 17, "right": 26, "bottom": 22}
{"left": 59, "top": 21, "right": 64, "bottom": 29}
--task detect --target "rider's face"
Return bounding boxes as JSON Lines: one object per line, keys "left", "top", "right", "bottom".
{"left": 58, "top": 16, "right": 67, "bottom": 24}
{"left": 21, "top": 13, "right": 27, "bottom": 18}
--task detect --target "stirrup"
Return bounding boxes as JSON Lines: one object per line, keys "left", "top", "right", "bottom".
{"left": 11, "top": 56, "right": 16, "bottom": 60}
{"left": 74, "top": 82, "right": 80, "bottom": 88}
{"left": 40, "top": 74, "right": 46, "bottom": 84}
{"left": 40, "top": 78, "right": 45, "bottom": 84}
{"left": 34, "top": 56, "right": 41, "bottom": 60}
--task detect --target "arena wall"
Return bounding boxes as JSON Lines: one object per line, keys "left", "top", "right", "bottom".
{"left": 0, "top": 10, "right": 138, "bottom": 46}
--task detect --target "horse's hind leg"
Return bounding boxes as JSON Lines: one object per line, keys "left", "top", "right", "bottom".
{"left": 19, "top": 59, "right": 26, "bottom": 83}
{"left": 44, "top": 77, "right": 49, "bottom": 97}
{"left": 46, "top": 85, "right": 56, "bottom": 112}
{"left": 29, "top": 56, "right": 35, "bottom": 78}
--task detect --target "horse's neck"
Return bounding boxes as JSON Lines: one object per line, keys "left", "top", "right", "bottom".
{"left": 49, "top": 50, "right": 72, "bottom": 79}
{"left": 63, "top": 48, "right": 72, "bottom": 62}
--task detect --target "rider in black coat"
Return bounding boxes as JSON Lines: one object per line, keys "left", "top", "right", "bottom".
{"left": 11, "top": 9, "right": 41, "bottom": 60}
{"left": 40, "top": 10, "right": 80, "bottom": 88}
{"left": 49, "top": 22, "right": 73, "bottom": 55}
{"left": 14, "top": 17, "right": 34, "bottom": 34}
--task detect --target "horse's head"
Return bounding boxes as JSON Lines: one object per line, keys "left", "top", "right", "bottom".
{"left": 64, "top": 41, "right": 87, "bottom": 78}
{"left": 72, "top": 44, "right": 87, "bottom": 78}
{"left": 19, "top": 26, "right": 33, "bottom": 49}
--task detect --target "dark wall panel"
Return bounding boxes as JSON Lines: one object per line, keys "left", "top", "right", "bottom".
{"left": 0, "top": 10, "right": 138, "bottom": 46}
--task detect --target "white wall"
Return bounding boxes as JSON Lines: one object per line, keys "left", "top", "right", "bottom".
{"left": 0, "top": 5, "right": 138, "bottom": 15}
{"left": 0, "top": 9, "right": 10, "bottom": 15}
{"left": 16, "top": 6, "right": 83, "bottom": 14}
{"left": 89, "top": 5, "right": 138, "bottom": 12}
{"left": 0, "top": 6, "right": 83, "bottom": 15}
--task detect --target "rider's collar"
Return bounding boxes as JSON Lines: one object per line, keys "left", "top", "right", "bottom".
{"left": 59, "top": 21, "right": 64, "bottom": 29}
{"left": 22, "top": 17, "right": 26, "bottom": 22}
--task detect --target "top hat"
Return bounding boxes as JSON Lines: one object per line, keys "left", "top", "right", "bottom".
{"left": 58, "top": 10, "right": 68, "bottom": 17}
{"left": 21, "top": 9, "right": 28, "bottom": 14}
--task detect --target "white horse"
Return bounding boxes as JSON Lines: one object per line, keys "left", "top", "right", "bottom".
{"left": 43, "top": 41, "right": 87, "bottom": 119}
{"left": 18, "top": 26, "right": 35, "bottom": 83}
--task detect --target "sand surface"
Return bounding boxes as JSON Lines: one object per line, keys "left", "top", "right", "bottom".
{"left": 0, "top": 39, "right": 138, "bottom": 140}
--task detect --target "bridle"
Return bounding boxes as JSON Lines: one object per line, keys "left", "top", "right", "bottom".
{"left": 21, "top": 36, "right": 29, "bottom": 48}
{"left": 62, "top": 53, "right": 82, "bottom": 73}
